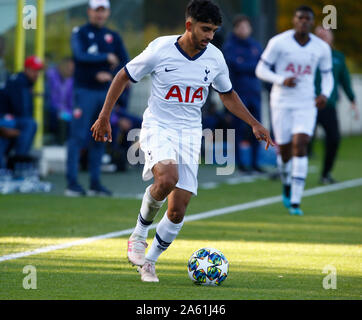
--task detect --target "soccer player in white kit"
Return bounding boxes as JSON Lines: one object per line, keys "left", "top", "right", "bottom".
{"left": 256, "top": 6, "right": 334, "bottom": 216}
{"left": 91, "top": 0, "right": 274, "bottom": 282}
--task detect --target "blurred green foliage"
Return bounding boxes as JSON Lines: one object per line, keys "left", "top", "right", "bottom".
{"left": 2, "top": 0, "right": 360, "bottom": 73}
{"left": 3, "top": 10, "right": 144, "bottom": 71}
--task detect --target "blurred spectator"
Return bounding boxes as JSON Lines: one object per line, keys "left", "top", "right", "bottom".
{"left": 211, "top": 26, "right": 226, "bottom": 50}
{"left": 0, "top": 56, "right": 43, "bottom": 168}
{"left": 0, "top": 117, "right": 20, "bottom": 168}
{"left": 66, "top": 0, "right": 129, "bottom": 197}
{"left": 0, "top": 36, "right": 8, "bottom": 89}
{"left": 109, "top": 92, "right": 142, "bottom": 171}
{"left": 45, "top": 57, "right": 74, "bottom": 145}
{"left": 313, "top": 26, "right": 358, "bottom": 184}
{"left": 0, "top": 35, "right": 13, "bottom": 167}
{"left": 202, "top": 99, "right": 224, "bottom": 133}
{"left": 223, "top": 15, "right": 264, "bottom": 173}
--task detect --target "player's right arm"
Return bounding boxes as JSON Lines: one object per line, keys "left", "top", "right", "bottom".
{"left": 91, "top": 68, "right": 130, "bottom": 142}
{"left": 255, "top": 36, "right": 296, "bottom": 87}
{"left": 315, "top": 42, "right": 334, "bottom": 109}
{"left": 219, "top": 90, "right": 274, "bottom": 150}
{"left": 92, "top": 39, "right": 160, "bottom": 143}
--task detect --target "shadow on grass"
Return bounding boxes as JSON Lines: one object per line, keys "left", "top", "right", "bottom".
{"left": 1, "top": 257, "right": 360, "bottom": 300}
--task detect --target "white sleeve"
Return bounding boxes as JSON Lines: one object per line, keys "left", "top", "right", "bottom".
{"left": 255, "top": 59, "right": 285, "bottom": 85}
{"left": 212, "top": 54, "right": 233, "bottom": 93}
{"left": 320, "top": 69, "right": 334, "bottom": 98}
{"left": 319, "top": 44, "right": 333, "bottom": 72}
{"left": 124, "top": 40, "right": 159, "bottom": 83}
{"left": 319, "top": 45, "right": 334, "bottom": 98}
{"left": 260, "top": 37, "right": 280, "bottom": 66}
{"left": 255, "top": 37, "right": 285, "bottom": 85}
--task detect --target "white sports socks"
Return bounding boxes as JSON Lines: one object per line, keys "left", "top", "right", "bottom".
{"left": 145, "top": 212, "right": 184, "bottom": 263}
{"left": 291, "top": 156, "right": 308, "bottom": 205}
{"left": 132, "top": 185, "right": 166, "bottom": 239}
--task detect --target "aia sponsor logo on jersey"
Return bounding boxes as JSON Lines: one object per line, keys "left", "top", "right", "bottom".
{"left": 104, "top": 33, "right": 113, "bottom": 44}
{"left": 165, "top": 85, "right": 203, "bottom": 103}
{"left": 285, "top": 63, "right": 312, "bottom": 75}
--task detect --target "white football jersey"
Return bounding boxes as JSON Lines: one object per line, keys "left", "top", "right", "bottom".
{"left": 260, "top": 29, "right": 332, "bottom": 109}
{"left": 125, "top": 35, "right": 233, "bottom": 129}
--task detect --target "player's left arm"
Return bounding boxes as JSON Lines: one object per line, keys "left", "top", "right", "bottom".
{"left": 219, "top": 90, "right": 274, "bottom": 150}
{"left": 91, "top": 68, "right": 131, "bottom": 142}
{"left": 316, "top": 45, "right": 334, "bottom": 109}
{"left": 316, "top": 70, "right": 334, "bottom": 109}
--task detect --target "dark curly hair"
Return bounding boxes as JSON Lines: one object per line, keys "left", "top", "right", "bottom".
{"left": 295, "top": 5, "right": 315, "bottom": 17}
{"left": 185, "top": 0, "right": 222, "bottom": 26}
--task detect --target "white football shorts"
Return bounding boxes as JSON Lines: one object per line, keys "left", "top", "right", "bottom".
{"left": 139, "top": 125, "right": 202, "bottom": 195}
{"left": 271, "top": 106, "right": 317, "bottom": 145}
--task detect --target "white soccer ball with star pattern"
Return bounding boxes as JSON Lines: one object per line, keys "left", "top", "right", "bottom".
{"left": 187, "top": 247, "right": 229, "bottom": 286}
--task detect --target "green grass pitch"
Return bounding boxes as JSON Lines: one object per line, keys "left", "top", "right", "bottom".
{"left": 0, "top": 136, "right": 361, "bottom": 300}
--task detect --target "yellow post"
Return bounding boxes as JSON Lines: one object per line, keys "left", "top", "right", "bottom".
{"left": 33, "top": 0, "right": 45, "bottom": 149}
{"left": 15, "top": 0, "right": 25, "bottom": 72}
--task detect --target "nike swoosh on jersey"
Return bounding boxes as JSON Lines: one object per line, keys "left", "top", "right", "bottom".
{"left": 165, "top": 67, "right": 178, "bottom": 72}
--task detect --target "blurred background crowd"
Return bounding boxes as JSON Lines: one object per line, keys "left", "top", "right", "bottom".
{"left": 0, "top": 0, "right": 361, "bottom": 195}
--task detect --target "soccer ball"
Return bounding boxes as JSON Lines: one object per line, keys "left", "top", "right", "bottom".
{"left": 187, "top": 247, "right": 229, "bottom": 286}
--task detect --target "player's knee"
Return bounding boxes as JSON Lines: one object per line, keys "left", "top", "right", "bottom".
{"left": 293, "top": 146, "right": 308, "bottom": 157}
{"left": 293, "top": 139, "right": 309, "bottom": 156}
{"left": 167, "top": 208, "right": 185, "bottom": 224}
{"left": 156, "top": 174, "right": 178, "bottom": 194}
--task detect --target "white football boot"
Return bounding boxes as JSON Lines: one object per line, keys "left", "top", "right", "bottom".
{"left": 137, "top": 260, "right": 159, "bottom": 282}
{"left": 127, "top": 236, "right": 148, "bottom": 266}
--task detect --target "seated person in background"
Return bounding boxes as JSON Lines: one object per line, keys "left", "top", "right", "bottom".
{"left": 45, "top": 57, "right": 74, "bottom": 145}
{"left": 0, "top": 116, "right": 20, "bottom": 168}
{"left": 0, "top": 36, "right": 8, "bottom": 89}
{"left": 0, "top": 56, "right": 43, "bottom": 168}
{"left": 109, "top": 87, "right": 142, "bottom": 171}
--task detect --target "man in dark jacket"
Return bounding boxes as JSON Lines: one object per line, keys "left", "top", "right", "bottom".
{"left": 0, "top": 56, "right": 42, "bottom": 168}
{"left": 223, "top": 15, "right": 264, "bottom": 173}
{"left": 66, "top": 0, "right": 129, "bottom": 196}
{"left": 314, "top": 26, "right": 358, "bottom": 184}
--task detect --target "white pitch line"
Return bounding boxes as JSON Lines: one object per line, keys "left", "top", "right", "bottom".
{"left": 1, "top": 178, "right": 362, "bottom": 263}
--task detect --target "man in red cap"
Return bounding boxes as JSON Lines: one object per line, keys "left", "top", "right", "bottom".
{"left": 0, "top": 56, "right": 43, "bottom": 168}
{"left": 24, "top": 55, "right": 44, "bottom": 82}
